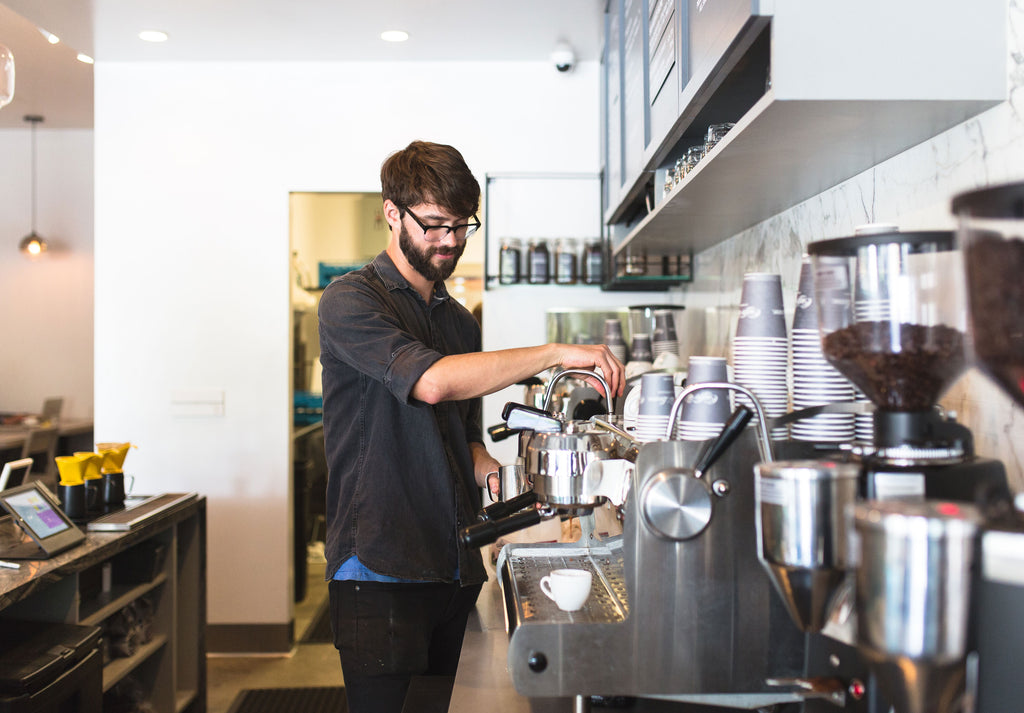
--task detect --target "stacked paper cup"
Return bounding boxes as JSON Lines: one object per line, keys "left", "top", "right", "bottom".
{"left": 652, "top": 309, "right": 680, "bottom": 361}
{"left": 635, "top": 372, "right": 678, "bottom": 441}
{"left": 625, "top": 333, "right": 655, "bottom": 381}
{"left": 603, "top": 318, "right": 629, "bottom": 364}
{"left": 677, "top": 356, "right": 732, "bottom": 441}
{"left": 733, "top": 273, "right": 788, "bottom": 439}
{"left": 790, "top": 256, "right": 855, "bottom": 442}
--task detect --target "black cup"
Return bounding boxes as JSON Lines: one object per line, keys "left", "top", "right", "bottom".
{"left": 102, "top": 472, "right": 128, "bottom": 509}
{"left": 58, "top": 482, "right": 96, "bottom": 520}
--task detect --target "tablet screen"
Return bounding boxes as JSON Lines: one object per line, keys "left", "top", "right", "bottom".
{"left": 5, "top": 488, "right": 71, "bottom": 537}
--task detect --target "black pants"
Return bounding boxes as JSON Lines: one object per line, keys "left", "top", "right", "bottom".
{"left": 328, "top": 579, "right": 482, "bottom": 713}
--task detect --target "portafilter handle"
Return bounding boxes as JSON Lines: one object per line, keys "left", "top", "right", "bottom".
{"left": 476, "top": 491, "right": 538, "bottom": 523}
{"left": 542, "top": 369, "right": 612, "bottom": 414}
{"left": 460, "top": 505, "right": 557, "bottom": 549}
{"left": 665, "top": 382, "right": 774, "bottom": 462}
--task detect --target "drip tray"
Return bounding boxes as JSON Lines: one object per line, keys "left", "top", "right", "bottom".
{"left": 500, "top": 538, "right": 629, "bottom": 626}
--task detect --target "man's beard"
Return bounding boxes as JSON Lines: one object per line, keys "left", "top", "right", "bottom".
{"left": 399, "top": 222, "right": 465, "bottom": 282}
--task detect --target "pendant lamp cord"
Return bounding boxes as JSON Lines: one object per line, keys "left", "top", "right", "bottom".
{"left": 24, "top": 114, "right": 43, "bottom": 235}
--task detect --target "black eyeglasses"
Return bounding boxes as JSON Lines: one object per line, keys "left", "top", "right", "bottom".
{"left": 402, "top": 207, "right": 481, "bottom": 242}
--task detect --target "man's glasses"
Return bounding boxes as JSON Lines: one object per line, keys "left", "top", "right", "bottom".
{"left": 403, "top": 206, "right": 480, "bottom": 242}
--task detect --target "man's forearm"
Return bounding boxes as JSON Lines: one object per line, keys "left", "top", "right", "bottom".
{"left": 412, "top": 344, "right": 559, "bottom": 404}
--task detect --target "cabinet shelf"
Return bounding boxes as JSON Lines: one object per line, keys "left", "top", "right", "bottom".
{"left": 81, "top": 573, "right": 168, "bottom": 626}
{"left": 603, "top": 0, "right": 1006, "bottom": 262}
{"left": 610, "top": 89, "right": 998, "bottom": 260}
{"left": 102, "top": 633, "right": 169, "bottom": 691}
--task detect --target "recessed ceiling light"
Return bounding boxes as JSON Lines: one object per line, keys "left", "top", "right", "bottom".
{"left": 139, "top": 30, "right": 169, "bottom": 43}
{"left": 380, "top": 30, "right": 409, "bottom": 43}
{"left": 76, "top": 53, "right": 94, "bottom": 64}
{"left": 38, "top": 28, "right": 60, "bottom": 45}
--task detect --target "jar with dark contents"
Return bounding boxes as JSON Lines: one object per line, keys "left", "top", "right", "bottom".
{"left": 498, "top": 237, "right": 522, "bottom": 284}
{"left": 527, "top": 239, "right": 550, "bottom": 284}
{"left": 583, "top": 239, "right": 604, "bottom": 284}
{"left": 555, "top": 238, "right": 578, "bottom": 284}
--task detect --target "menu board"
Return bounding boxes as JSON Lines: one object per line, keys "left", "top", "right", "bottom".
{"left": 606, "top": 6, "right": 622, "bottom": 195}
{"left": 648, "top": 0, "right": 676, "bottom": 103}
{"left": 622, "top": 0, "right": 646, "bottom": 176}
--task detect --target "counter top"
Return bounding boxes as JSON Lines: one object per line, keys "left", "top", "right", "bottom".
{"left": 0, "top": 493, "right": 204, "bottom": 612}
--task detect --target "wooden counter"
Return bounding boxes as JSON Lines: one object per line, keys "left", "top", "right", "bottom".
{"left": 0, "top": 494, "right": 206, "bottom": 713}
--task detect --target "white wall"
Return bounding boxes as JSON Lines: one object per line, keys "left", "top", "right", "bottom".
{"left": 93, "top": 60, "right": 600, "bottom": 630}
{"left": 0, "top": 129, "right": 93, "bottom": 419}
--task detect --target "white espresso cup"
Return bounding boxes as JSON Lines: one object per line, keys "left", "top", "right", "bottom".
{"left": 539, "top": 568, "right": 592, "bottom": 612}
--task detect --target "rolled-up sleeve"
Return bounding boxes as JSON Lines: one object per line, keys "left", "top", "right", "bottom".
{"left": 319, "top": 278, "right": 442, "bottom": 404}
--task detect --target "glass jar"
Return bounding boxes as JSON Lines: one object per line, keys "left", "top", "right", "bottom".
{"left": 555, "top": 238, "right": 578, "bottom": 284}
{"left": 624, "top": 244, "right": 647, "bottom": 276}
{"left": 583, "top": 239, "right": 604, "bottom": 285}
{"left": 498, "top": 237, "right": 522, "bottom": 284}
{"left": 527, "top": 239, "right": 549, "bottom": 284}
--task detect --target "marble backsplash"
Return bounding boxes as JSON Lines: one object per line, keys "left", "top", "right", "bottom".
{"left": 673, "top": 0, "right": 1024, "bottom": 490}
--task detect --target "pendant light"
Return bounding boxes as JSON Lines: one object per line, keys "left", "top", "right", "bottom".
{"left": 0, "top": 44, "right": 13, "bottom": 108}
{"left": 19, "top": 115, "right": 48, "bottom": 258}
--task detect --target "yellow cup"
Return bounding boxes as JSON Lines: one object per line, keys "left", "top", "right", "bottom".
{"left": 96, "top": 442, "right": 133, "bottom": 473}
{"left": 74, "top": 452, "right": 103, "bottom": 480}
{"left": 56, "top": 454, "right": 90, "bottom": 485}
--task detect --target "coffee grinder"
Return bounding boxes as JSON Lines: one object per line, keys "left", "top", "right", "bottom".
{"left": 954, "top": 180, "right": 1024, "bottom": 713}
{"left": 805, "top": 230, "right": 1011, "bottom": 510}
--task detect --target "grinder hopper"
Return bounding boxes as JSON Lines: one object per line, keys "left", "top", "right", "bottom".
{"left": 755, "top": 459, "right": 859, "bottom": 633}
{"left": 852, "top": 500, "right": 981, "bottom": 713}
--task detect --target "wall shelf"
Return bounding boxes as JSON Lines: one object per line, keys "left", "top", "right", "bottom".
{"left": 602, "top": 0, "right": 1006, "bottom": 262}
{"left": 610, "top": 90, "right": 998, "bottom": 259}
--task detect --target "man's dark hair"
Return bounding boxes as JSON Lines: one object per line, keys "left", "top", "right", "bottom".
{"left": 380, "top": 140, "right": 480, "bottom": 219}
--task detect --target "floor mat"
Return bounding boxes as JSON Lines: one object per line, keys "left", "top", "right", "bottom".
{"left": 300, "top": 597, "right": 333, "bottom": 644}
{"left": 226, "top": 686, "right": 346, "bottom": 713}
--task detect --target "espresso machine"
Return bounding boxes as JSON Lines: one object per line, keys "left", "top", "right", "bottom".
{"left": 466, "top": 375, "right": 834, "bottom": 712}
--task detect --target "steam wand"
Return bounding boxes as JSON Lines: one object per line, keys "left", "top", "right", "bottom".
{"left": 665, "top": 382, "right": 775, "bottom": 462}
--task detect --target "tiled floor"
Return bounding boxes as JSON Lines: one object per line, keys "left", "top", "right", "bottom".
{"left": 207, "top": 558, "right": 341, "bottom": 713}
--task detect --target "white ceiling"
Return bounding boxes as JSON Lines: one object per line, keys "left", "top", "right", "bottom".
{"left": 0, "top": 0, "right": 605, "bottom": 129}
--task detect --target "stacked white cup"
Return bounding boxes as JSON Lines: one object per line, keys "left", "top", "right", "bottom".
{"left": 634, "top": 372, "right": 678, "bottom": 441}
{"left": 677, "top": 356, "right": 732, "bottom": 441}
{"left": 625, "top": 333, "right": 655, "bottom": 381}
{"left": 733, "top": 273, "right": 788, "bottom": 439}
{"left": 790, "top": 256, "right": 855, "bottom": 443}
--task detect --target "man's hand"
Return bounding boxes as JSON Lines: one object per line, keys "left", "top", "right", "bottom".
{"left": 553, "top": 343, "right": 625, "bottom": 400}
{"left": 470, "top": 442, "right": 502, "bottom": 497}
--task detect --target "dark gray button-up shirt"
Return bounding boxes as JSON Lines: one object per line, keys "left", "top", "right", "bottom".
{"left": 318, "top": 251, "right": 486, "bottom": 586}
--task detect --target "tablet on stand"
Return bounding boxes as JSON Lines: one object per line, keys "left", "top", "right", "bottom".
{"left": 0, "top": 482, "right": 86, "bottom": 559}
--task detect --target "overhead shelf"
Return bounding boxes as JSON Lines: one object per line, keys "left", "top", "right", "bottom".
{"left": 601, "top": 0, "right": 1007, "bottom": 265}
{"left": 610, "top": 90, "right": 999, "bottom": 259}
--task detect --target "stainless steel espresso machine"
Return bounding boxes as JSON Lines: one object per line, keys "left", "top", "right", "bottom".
{"left": 465, "top": 186, "right": 1024, "bottom": 713}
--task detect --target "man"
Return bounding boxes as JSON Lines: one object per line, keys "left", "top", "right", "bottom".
{"left": 318, "top": 140, "right": 623, "bottom": 712}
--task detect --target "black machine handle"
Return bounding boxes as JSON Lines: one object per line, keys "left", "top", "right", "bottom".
{"left": 460, "top": 508, "right": 542, "bottom": 548}
{"left": 693, "top": 405, "right": 754, "bottom": 478}
{"left": 477, "top": 491, "right": 538, "bottom": 523}
{"left": 487, "top": 423, "right": 521, "bottom": 443}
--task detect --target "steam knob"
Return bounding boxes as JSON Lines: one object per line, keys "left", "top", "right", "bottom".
{"left": 641, "top": 467, "right": 713, "bottom": 541}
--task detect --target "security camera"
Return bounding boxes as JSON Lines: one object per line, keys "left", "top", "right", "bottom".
{"left": 551, "top": 43, "right": 576, "bottom": 73}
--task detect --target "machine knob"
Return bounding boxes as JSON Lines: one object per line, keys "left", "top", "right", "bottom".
{"left": 641, "top": 467, "right": 713, "bottom": 541}
{"left": 527, "top": 652, "right": 548, "bottom": 672}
